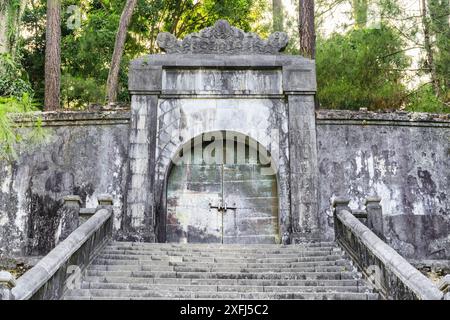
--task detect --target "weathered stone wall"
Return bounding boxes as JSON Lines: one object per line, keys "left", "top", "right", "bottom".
{"left": 317, "top": 110, "right": 450, "bottom": 259}
{"left": 0, "top": 109, "right": 448, "bottom": 260}
{"left": 0, "top": 112, "right": 129, "bottom": 257}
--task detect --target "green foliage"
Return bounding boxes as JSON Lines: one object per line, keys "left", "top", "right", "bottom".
{"left": 316, "top": 26, "right": 409, "bottom": 110}
{"left": 14, "top": 0, "right": 450, "bottom": 113}
{"left": 0, "top": 93, "right": 45, "bottom": 161}
{"left": 61, "top": 74, "right": 105, "bottom": 109}
{"left": 428, "top": 0, "right": 450, "bottom": 100}
{"left": 20, "top": 0, "right": 267, "bottom": 109}
{"left": 0, "top": 53, "right": 33, "bottom": 97}
{"left": 353, "top": 0, "right": 368, "bottom": 28}
{"left": 21, "top": 0, "right": 46, "bottom": 105}
{"left": 406, "top": 84, "right": 450, "bottom": 113}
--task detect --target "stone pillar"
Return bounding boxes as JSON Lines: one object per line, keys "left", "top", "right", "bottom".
{"left": 124, "top": 94, "right": 158, "bottom": 242}
{"left": 332, "top": 197, "right": 351, "bottom": 241}
{"left": 57, "top": 195, "right": 81, "bottom": 243}
{"left": 288, "top": 94, "right": 320, "bottom": 242}
{"left": 438, "top": 275, "right": 449, "bottom": 296}
{"left": 332, "top": 197, "right": 351, "bottom": 215}
{"left": 98, "top": 194, "right": 114, "bottom": 207}
{"left": 0, "top": 271, "right": 16, "bottom": 300}
{"left": 352, "top": 209, "right": 369, "bottom": 225}
{"left": 365, "top": 196, "right": 385, "bottom": 240}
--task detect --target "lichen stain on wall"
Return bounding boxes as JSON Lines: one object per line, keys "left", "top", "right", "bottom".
{"left": 318, "top": 123, "right": 450, "bottom": 259}
{"left": 0, "top": 122, "right": 129, "bottom": 257}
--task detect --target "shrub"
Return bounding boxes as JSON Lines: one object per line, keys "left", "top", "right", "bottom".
{"left": 316, "top": 26, "right": 409, "bottom": 111}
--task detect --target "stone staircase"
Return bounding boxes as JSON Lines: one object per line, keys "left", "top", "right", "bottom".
{"left": 63, "top": 241, "right": 380, "bottom": 300}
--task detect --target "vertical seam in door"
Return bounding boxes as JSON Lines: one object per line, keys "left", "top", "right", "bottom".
{"left": 221, "top": 164, "right": 224, "bottom": 244}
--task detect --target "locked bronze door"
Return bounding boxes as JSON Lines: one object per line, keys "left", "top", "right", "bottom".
{"left": 166, "top": 135, "right": 279, "bottom": 244}
{"left": 166, "top": 164, "right": 223, "bottom": 243}
{"left": 222, "top": 164, "right": 279, "bottom": 244}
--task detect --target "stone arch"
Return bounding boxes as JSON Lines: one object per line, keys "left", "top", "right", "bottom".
{"left": 155, "top": 130, "right": 286, "bottom": 244}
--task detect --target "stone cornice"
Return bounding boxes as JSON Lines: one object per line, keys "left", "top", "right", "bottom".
{"left": 10, "top": 110, "right": 131, "bottom": 127}
{"left": 8, "top": 109, "right": 450, "bottom": 128}
{"left": 317, "top": 110, "right": 450, "bottom": 128}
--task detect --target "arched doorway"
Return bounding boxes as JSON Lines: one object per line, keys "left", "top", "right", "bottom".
{"left": 166, "top": 132, "right": 280, "bottom": 244}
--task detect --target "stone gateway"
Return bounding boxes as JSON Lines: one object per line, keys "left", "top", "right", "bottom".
{"left": 125, "top": 20, "right": 320, "bottom": 244}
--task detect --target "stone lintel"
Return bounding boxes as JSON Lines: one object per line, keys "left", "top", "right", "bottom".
{"left": 129, "top": 55, "right": 316, "bottom": 95}
{"left": 282, "top": 67, "right": 317, "bottom": 93}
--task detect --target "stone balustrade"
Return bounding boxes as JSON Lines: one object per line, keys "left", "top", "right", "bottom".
{"left": 332, "top": 197, "right": 444, "bottom": 300}
{"left": 1, "top": 196, "right": 114, "bottom": 300}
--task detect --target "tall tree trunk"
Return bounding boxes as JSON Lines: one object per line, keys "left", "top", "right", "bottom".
{"left": 299, "top": 0, "right": 316, "bottom": 59}
{"left": 352, "top": 0, "right": 368, "bottom": 28}
{"left": 44, "top": 0, "right": 61, "bottom": 111}
{"left": 0, "top": 1, "right": 9, "bottom": 54}
{"left": 421, "top": 0, "right": 441, "bottom": 97}
{"left": 10, "top": 0, "right": 27, "bottom": 57}
{"left": 0, "top": 0, "right": 27, "bottom": 55}
{"left": 106, "top": 0, "right": 137, "bottom": 106}
{"left": 273, "top": 0, "right": 284, "bottom": 32}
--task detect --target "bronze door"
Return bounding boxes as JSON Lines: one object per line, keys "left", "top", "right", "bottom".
{"left": 166, "top": 137, "right": 279, "bottom": 244}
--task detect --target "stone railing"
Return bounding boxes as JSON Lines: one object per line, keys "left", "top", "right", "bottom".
{"left": 333, "top": 197, "right": 444, "bottom": 300}
{"left": 438, "top": 276, "right": 450, "bottom": 300}
{"left": 1, "top": 196, "right": 114, "bottom": 300}
{"left": 0, "top": 271, "right": 17, "bottom": 300}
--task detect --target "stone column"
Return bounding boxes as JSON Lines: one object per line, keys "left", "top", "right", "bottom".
{"left": 123, "top": 94, "right": 158, "bottom": 242}
{"left": 0, "top": 271, "right": 16, "bottom": 300}
{"left": 288, "top": 94, "right": 320, "bottom": 242}
{"left": 57, "top": 195, "right": 81, "bottom": 243}
{"left": 98, "top": 194, "right": 114, "bottom": 207}
{"left": 332, "top": 197, "right": 351, "bottom": 215}
{"left": 365, "top": 196, "right": 385, "bottom": 240}
{"left": 332, "top": 197, "right": 351, "bottom": 241}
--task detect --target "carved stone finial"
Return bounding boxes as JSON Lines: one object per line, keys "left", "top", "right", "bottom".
{"left": 156, "top": 20, "right": 289, "bottom": 55}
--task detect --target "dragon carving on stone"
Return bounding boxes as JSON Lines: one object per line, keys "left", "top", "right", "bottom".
{"left": 156, "top": 20, "right": 289, "bottom": 55}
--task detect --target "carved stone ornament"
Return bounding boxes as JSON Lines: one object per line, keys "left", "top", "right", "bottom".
{"left": 156, "top": 20, "right": 289, "bottom": 55}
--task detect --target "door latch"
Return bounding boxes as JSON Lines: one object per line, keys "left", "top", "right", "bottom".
{"left": 223, "top": 202, "right": 237, "bottom": 211}
{"left": 209, "top": 201, "right": 224, "bottom": 212}
{"left": 209, "top": 201, "right": 237, "bottom": 212}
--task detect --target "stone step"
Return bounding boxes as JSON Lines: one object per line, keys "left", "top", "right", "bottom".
{"left": 101, "top": 249, "right": 341, "bottom": 258}
{"left": 96, "top": 253, "right": 345, "bottom": 264}
{"left": 79, "top": 282, "right": 370, "bottom": 293}
{"left": 105, "top": 245, "right": 339, "bottom": 254}
{"left": 62, "top": 241, "right": 378, "bottom": 300}
{"left": 86, "top": 270, "right": 360, "bottom": 280}
{"left": 92, "top": 258, "right": 351, "bottom": 268}
{"left": 111, "top": 242, "right": 337, "bottom": 249}
{"left": 88, "top": 264, "right": 352, "bottom": 273}
{"left": 83, "top": 276, "right": 366, "bottom": 287}
{"left": 64, "top": 289, "right": 379, "bottom": 300}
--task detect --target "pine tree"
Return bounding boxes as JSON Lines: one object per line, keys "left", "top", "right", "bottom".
{"left": 299, "top": 0, "right": 316, "bottom": 59}
{"left": 106, "top": 0, "right": 137, "bottom": 106}
{"left": 44, "top": 0, "right": 61, "bottom": 110}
